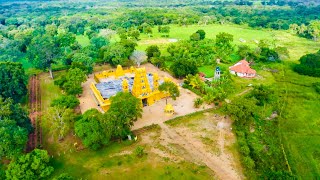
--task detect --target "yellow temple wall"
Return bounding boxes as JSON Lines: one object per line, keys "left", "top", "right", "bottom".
{"left": 90, "top": 65, "right": 175, "bottom": 112}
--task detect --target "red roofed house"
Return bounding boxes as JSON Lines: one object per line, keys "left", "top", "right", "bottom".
{"left": 229, "top": 60, "right": 256, "bottom": 78}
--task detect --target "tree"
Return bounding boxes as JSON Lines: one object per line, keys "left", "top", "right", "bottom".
{"left": 130, "top": 50, "right": 147, "bottom": 67}
{"left": 75, "top": 109, "right": 112, "bottom": 150}
{"left": 215, "top": 32, "right": 234, "bottom": 63}
{"left": 196, "top": 29, "right": 206, "bottom": 40}
{"left": 146, "top": 45, "right": 161, "bottom": 60}
{"left": 170, "top": 59, "right": 198, "bottom": 78}
{"left": 127, "top": 28, "right": 140, "bottom": 40}
{"left": 6, "top": 149, "right": 54, "bottom": 180}
{"left": 64, "top": 68, "right": 86, "bottom": 95}
{"left": 294, "top": 51, "right": 320, "bottom": 77}
{"left": 223, "top": 98, "right": 257, "bottom": 126}
{"left": 108, "top": 92, "right": 142, "bottom": 138}
{"left": 0, "top": 97, "right": 32, "bottom": 133}
{"left": 0, "top": 119, "right": 28, "bottom": 159}
{"left": 259, "top": 47, "right": 279, "bottom": 62}
{"left": 190, "top": 33, "right": 200, "bottom": 41}
{"left": 250, "top": 85, "right": 275, "bottom": 106}
{"left": 0, "top": 62, "right": 27, "bottom": 103}
{"left": 27, "top": 34, "right": 61, "bottom": 78}
{"left": 45, "top": 24, "right": 58, "bottom": 36}
{"left": 90, "top": 36, "right": 109, "bottom": 49}
{"left": 159, "top": 81, "right": 180, "bottom": 104}
{"left": 51, "top": 95, "right": 80, "bottom": 109}
{"left": 43, "top": 106, "right": 76, "bottom": 140}
{"left": 158, "top": 26, "right": 170, "bottom": 37}
{"left": 71, "top": 52, "right": 94, "bottom": 74}
{"left": 103, "top": 41, "right": 136, "bottom": 66}
{"left": 237, "top": 45, "right": 252, "bottom": 60}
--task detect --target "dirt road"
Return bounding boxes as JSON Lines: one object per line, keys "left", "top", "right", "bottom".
{"left": 158, "top": 122, "right": 241, "bottom": 180}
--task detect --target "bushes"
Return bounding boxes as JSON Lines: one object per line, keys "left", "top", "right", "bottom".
{"left": 193, "top": 98, "right": 204, "bottom": 108}
{"left": 134, "top": 146, "right": 145, "bottom": 158}
{"left": 222, "top": 94, "right": 293, "bottom": 178}
{"left": 294, "top": 51, "right": 320, "bottom": 77}
{"left": 51, "top": 95, "right": 80, "bottom": 109}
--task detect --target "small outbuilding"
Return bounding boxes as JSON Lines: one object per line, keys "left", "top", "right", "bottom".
{"left": 229, "top": 60, "right": 256, "bottom": 78}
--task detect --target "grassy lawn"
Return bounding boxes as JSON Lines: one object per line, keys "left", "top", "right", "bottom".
{"left": 76, "top": 35, "right": 90, "bottom": 47}
{"left": 198, "top": 65, "right": 215, "bottom": 78}
{"left": 137, "top": 24, "right": 320, "bottom": 62}
{"left": 274, "top": 68, "right": 320, "bottom": 178}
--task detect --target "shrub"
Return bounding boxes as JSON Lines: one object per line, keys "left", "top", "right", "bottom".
{"left": 134, "top": 146, "right": 145, "bottom": 158}
{"left": 193, "top": 98, "right": 204, "bottom": 108}
{"left": 51, "top": 95, "right": 80, "bottom": 109}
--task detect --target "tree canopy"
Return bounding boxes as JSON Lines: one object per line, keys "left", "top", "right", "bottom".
{"left": 170, "top": 58, "right": 198, "bottom": 78}
{"left": 0, "top": 119, "right": 28, "bottom": 159}
{"left": 75, "top": 109, "right": 112, "bottom": 150}
{"left": 5, "top": 149, "right": 54, "bottom": 180}
{"left": 294, "top": 50, "right": 320, "bottom": 77}
{"left": 0, "top": 62, "right": 27, "bottom": 103}
{"left": 108, "top": 92, "right": 142, "bottom": 138}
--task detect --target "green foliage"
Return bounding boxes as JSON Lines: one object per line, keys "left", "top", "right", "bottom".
{"left": 27, "top": 34, "right": 61, "bottom": 73}
{"left": 313, "top": 82, "right": 320, "bottom": 94}
{"left": 55, "top": 68, "right": 87, "bottom": 95}
{"left": 170, "top": 59, "right": 198, "bottom": 78}
{"left": 237, "top": 45, "right": 258, "bottom": 61}
{"left": 190, "top": 32, "right": 200, "bottom": 41}
{"left": 259, "top": 47, "right": 280, "bottom": 62}
{"left": 294, "top": 51, "right": 320, "bottom": 77}
{"left": 0, "top": 119, "right": 28, "bottom": 159}
{"left": 75, "top": 109, "right": 112, "bottom": 150}
{"left": 0, "top": 62, "right": 27, "bottom": 103}
{"left": 103, "top": 40, "right": 137, "bottom": 66}
{"left": 51, "top": 95, "right": 80, "bottom": 109}
{"left": 134, "top": 146, "right": 145, "bottom": 158}
{"left": 167, "top": 39, "right": 215, "bottom": 66}
{"left": 71, "top": 53, "right": 94, "bottom": 74}
{"left": 193, "top": 97, "right": 204, "bottom": 108}
{"left": 215, "top": 32, "right": 234, "bottom": 63}
{"left": 53, "top": 173, "right": 75, "bottom": 180}
{"left": 5, "top": 149, "right": 54, "bottom": 180}
{"left": 108, "top": 92, "right": 142, "bottom": 138}
{"left": 90, "top": 36, "right": 109, "bottom": 49}
{"left": 0, "top": 97, "right": 32, "bottom": 133}
{"left": 43, "top": 106, "right": 76, "bottom": 140}
{"left": 159, "top": 81, "right": 180, "bottom": 101}
{"left": 196, "top": 29, "right": 206, "bottom": 40}
{"left": 127, "top": 28, "right": 140, "bottom": 40}
{"left": 146, "top": 45, "right": 161, "bottom": 60}
{"left": 249, "top": 85, "right": 275, "bottom": 106}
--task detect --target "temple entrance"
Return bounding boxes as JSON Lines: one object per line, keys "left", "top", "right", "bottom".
{"left": 142, "top": 98, "right": 148, "bottom": 107}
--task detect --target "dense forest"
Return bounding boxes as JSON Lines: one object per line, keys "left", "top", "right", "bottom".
{"left": 0, "top": 0, "right": 319, "bottom": 179}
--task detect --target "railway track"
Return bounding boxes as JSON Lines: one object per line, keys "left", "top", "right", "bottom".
{"left": 26, "top": 75, "right": 42, "bottom": 152}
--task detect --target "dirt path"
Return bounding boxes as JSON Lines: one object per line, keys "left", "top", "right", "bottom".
{"left": 27, "top": 75, "right": 41, "bottom": 152}
{"left": 158, "top": 122, "right": 241, "bottom": 180}
{"left": 235, "top": 87, "right": 253, "bottom": 97}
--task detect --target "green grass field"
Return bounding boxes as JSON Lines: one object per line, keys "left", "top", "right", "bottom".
{"left": 137, "top": 24, "right": 320, "bottom": 62}
{"left": 274, "top": 68, "right": 320, "bottom": 178}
